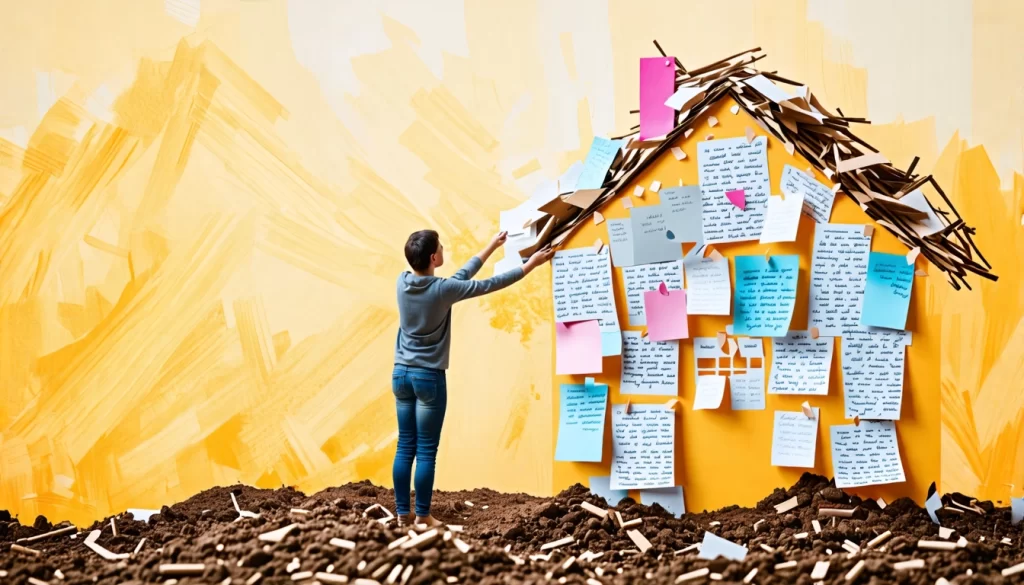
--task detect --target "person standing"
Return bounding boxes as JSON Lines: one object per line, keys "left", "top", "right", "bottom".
{"left": 392, "top": 229, "right": 554, "bottom": 526}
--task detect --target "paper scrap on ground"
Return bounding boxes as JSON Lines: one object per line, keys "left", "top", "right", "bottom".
{"left": 732, "top": 255, "right": 799, "bottom": 336}
{"left": 925, "top": 491, "right": 942, "bottom": 524}
{"left": 808, "top": 224, "right": 872, "bottom": 336}
{"left": 590, "top": 476, "right": 629, "bottom": 506}
{"left": 759, "top": 192, "right": 805, "bottom": 244}
{"left": 683, "top": 254, "right": 731, "bottom": 315}
{"left": 622, "top": 260, "right": 684, "bottom": 326}
{"left": 555, "top": 383, "right": 609, "bottom": 462}
{"left": 693, "top": 374, "right": 727, "bottom": 410}
{"left": 621, "top": 331, "right": 679, "bottom": 396}
{"left": 631, "top": 204, "right": 685, "bottom": 265}
{"left": 769, "top": 332, "right": 834, "bottom": 395}
{"left": 900, "top": 190, "right": 945, "bottom": 236}
{"left": 639, "top": 57, "right": 676, "bottom": 140}
{"left": 576, "top": 137, "right": 622, "bottom": 190}
{"left": 555, "top": 321, "right": 602, "bottom": 375}
{"left": 694, "top": 337, "right": 764, "bottom": 410}
{"left": 659, "top": 186, "right": 704, "bottom": 243}
{"left": 830, "top": 421, "right": 906, "bottom": 488}
{"left": 640, "top": 487, "right": 685, "bottom": 518}
{"left": 552, "top": 249, "right": 622, "bottom": 356}
{"left": 1012, "top": 498, "right": 1024, "bottom": 525}
{"left": 611, "top": 404, "right": 675, "bottom": 489}
{"left": 698, "top": 532, "right": 748, "bottom": 561}
{"left": 644, "top": 286, "right": 689, "bottom": 341}
{"left": 860, "top": 252, "right": 914, "bottom": 330}
{"left": 771, "top": 409, "right": 819, "bottom": 468}
{"left": 841, "top": 329, "right": 912, "bottom": 420}
{"left": 780, "top": 164, "right": 836, "bottom": 223}
{"left": 607, "top": 218, "right": 636, "bottom": 267}
{"left": 698, "top": 136, "right": 771, "bottom": 243}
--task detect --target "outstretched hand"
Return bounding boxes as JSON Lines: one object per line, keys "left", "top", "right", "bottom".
{"left": 523, "top": 246, "right": 555, "bottom": 274}
{"left": 489, "top": 231, "right": 508, "bottom": 251}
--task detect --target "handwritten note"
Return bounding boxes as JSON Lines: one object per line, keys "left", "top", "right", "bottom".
{"left": 780, "top": 164, "right": 836, "bottom": 223}
{"left": 659, "top": 186, "right": 704, "bottom": 243}
{"left": 759, "top": 192, "right": 805, "bottom": 244}
{"left": 553, "top": 248, "right": 622, "bottom": 356}
{"left": 639, "top": 57, "right": 676, "bottom": 140}
{"left": 610, "top": 404, "right": 675, "bottom": 490}
{"left": 771, "top": 409, "right": 819, "bottom": 467}
{"left": 607, "top": 219, "right": 636, "bottom": 267}
{"left": 555, "top": 321, "right": 602, "bottom": 375}
{"left": 644, "top": 287, "right": 689, "bottom": 341}
{"left": 841, "top": 329, "right": 912, "bottom": 420}
{"left": 631, "top": 204, "right": 684, "bottom": 265}
{"left": 622, "top": 261, "right": 683, "bottom": 326}
{"left": 731, "top": 339, "right": 766, "bottom": 410}
{"left": 683, "top": 255, "right": 731, "bottom": 315}
{"left": 732, "top": 255, "right": 799, "bottom": 337}
{"left": 769, "top": 332, "right": 834, "bottom": 395}
{"left": 808, "top": 224, "right": 872, "bottom": 336}
{"left": 576, "top": 137, "right": 622, "bottom": 190}
{"left": 860, "top": 252, "right": 914, "bottom": 330}
{"left": 641, "top": 487, "right": 685, "bottom": 517}
{"left": 697, "top": 136, "right": 771, "bottom": 243}
{"left": 830, "top": 421, "right": 906, "bottom": 488}
{"left": 555, "top": 383, "right": 609, "bottom": 462}
{"left": 693, "top": 374, "right": 727, "bottom": 410}
{"left": 621, "top": 332, "right": 679, "bottom": 396}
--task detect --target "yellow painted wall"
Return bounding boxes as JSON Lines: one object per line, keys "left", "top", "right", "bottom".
{"left": 552, "top": 97, "right": 940, "bottom": 510}
{"left": 0, "top": 0, "right": 1020, "bottom": 525}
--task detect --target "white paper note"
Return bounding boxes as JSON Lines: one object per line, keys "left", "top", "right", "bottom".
{"left": 698, "top": 532, "right": 748, "bottom": 561}
{"left": 694, "top": 337, "right": 764, "bottom": 410}
{"left": 631, "top": 204, "right": 684, "bottom": 265}
{"left": 780, "top": 164, "right": 836, "bottom": 224}
{"left": 697, "top": 136, "right": 771, "bottom": 244}
{"left": 552, "top": 248, "right": 621, "bottom": 356}
{"left": 607, "top": 219, "right": 636, "bottom": 267}
{"left": 830, "top": 421, "right": 906, "bottom": 488}
{"left": 683, "top": 255, "right": 731, "bottom": 316}
{"left": 841, "top": 329, "right": 912, "bottom": 420}
{"left": 693, "top": 375, "right": 727, "bottom": 410}
{"left": 769, "top": 332, "right": 834, "bottom": 395}
{"left": 610, "top": 404, "right": 675, "bottom": 490}
{"left": 759, "top": 192, "right": 805, "bottom": 244}
{"left": 622, "top": 260, "right": 684, "bottom": 326}
{"left": 771, "top": 409, "right": 819, "bottom": 468}
{"left": 808, "top": 224, "right": 872, "bottom": 336}
{"left": 621, "top": 331, "right": 679, "bottom": 396}
{"left": 659, "top": 186, "right": 704, "bottom": 243}
{"left": 743, "top": 74, "right": 794, "bottom": 103}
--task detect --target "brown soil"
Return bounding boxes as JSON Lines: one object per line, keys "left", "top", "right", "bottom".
{"left": 2, "top": 474, "right": 1022, "bottom": 584}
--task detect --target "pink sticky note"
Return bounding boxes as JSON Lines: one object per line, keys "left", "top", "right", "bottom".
{"left": 643, "top": 285, "right": 689, "bottom": 342}
{"left": 639, "top": 57, "right": 677, "bottom": 140}
{"left": 726, "top": 189, "right": 746, "bottom": 210}
{"left": 555, "top": 320, "right": 602, "bottom": 375}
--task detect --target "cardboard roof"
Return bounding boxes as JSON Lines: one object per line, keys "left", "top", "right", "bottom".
{"left": 531, "top": 46, "right": 996, "bottom": 290}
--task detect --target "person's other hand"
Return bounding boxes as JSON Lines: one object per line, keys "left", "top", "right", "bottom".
{"left": 524, "top": 246, "right": 555, "bottom": 274}
{"left": 489, "top": 231, "right": 508, "bottom": 250}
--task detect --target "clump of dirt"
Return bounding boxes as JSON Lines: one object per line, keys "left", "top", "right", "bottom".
{"left": 2, "top": 474, "right": 1023, "bottom": 584}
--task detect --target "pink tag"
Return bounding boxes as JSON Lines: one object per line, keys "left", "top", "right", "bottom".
{"left": 639, "top": 57, "right": 676, "bottom": 140}
{"left": 726, "top": 189, "right": 746, "bottom": 210}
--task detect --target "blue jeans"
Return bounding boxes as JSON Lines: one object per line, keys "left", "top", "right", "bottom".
{"left": 392, "top": 364, "right": 447, "bottom": 517}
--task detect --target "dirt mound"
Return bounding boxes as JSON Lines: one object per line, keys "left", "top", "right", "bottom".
{"left": 2, "top": 474, "right": 1023, "bottom": 584}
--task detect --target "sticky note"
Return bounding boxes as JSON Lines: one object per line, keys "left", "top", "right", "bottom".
{"left": 611, "top": 405, "right": 675, "bottom": 489}
{"left": 643, "top": 285, "right": 689, "bottom": 341}
{"left": 698, "top": 137, "right": 770, "bottom": 244}
{"left": 808, "top": 224, "right": 872, "bottom": 336}
{"left": 841, "top": 329, "right": 912, "bottom": 420}
{"left": 732, "top": 255, "right": 799, "bottom": 337}
{"left": 589, "top": 476, "right": 628, "bottom": 506}
{"left": 860, "top": 252, "right": 914, "bottom": 330}
{"left": 555, "top": 383, "right": 609, "bottom": 462}
{"left": 698, "top": 532, "right": 748, "bottom": 561}
{"left": 659, "top": 186, "right": 704, "bottom": 243}
{"left": 576, "top": 137, "right": 622, "bottom": 190}
{"left": 780, "top": 164, "right": 836, "bottom": 223}
{"left": 622, "top": 261, "right": 683, "bottom": 326}
{"left": 640, "top": 487, "right": 686, "bottom": 518}
{"left": 830, "top": 421, "right": 906, "bottom": 488}
{"left": 771, "top": 409, "right": 819, "bottom": 468}
{"left": 639, "top": 57, "right": 676, "bottom": 140}
{"left": 768, "top": 332, "right": 834, "bottom": 395}
{"left": 555, "top": 321, "right": 602, "bottom": 375}
{"left": 683, "top": 254, "right": 731, "bottom": 316}
{"left": 759, "top": 192, "right": 805, "bottom": 244}
{"left": 620, "top": 332, "right": 679, "bottom": 396}
{"left": 693, "top": 374, "right": 726, "bottom": 410}
{"left": 631, "top": 204, "right": 685, "bottom": 265}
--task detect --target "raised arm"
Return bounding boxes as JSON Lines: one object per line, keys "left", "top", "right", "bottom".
{"left": 452, "top": 231, "right": 508, "bottom": 280}
{"left": 442, "top": 246, "right": 555, "bottom": 302}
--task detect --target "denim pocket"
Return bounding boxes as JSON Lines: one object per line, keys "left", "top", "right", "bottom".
{"left": 410, "top": 374, "right": 439, "bottom": 405}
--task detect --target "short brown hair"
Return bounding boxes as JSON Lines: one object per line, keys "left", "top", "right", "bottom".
{"left": 404, "top": 230, "right": 439, "bottom": 271}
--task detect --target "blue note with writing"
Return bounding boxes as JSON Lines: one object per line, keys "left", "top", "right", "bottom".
{"left": 859, "top": 252, "right": 914, "bottom": 330}
{"left": 732, "top": 255, "right": 800, "bottom": 336}
{"left": 576, "top": 137, "right": 622, "bottom": 190}
{"left": 555, "top": 383, "right": 609, "bottom": 462}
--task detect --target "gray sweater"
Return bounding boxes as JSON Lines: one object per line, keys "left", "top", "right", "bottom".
{"left": 395, "top": 257, "right": 524, "bottom": 370}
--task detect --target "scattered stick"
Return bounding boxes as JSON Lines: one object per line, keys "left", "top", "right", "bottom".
{"left": 16, "top": 526, "right": 77, "bottom": 544}
{"left": 894, "top": 559, "right": 925, "bottom": 570}
{"left": 10, "top": 544, "right": 41, "bottom": 557}
{"left": 83, "top": 530, "right": 129, "bottom": 561}
{"left": 110, "top": 518, "right": 118, "bottom": 537}
{"left": 775, "top": 561, "right": 797, "bottom": 570}
{"left": 258, "top": 524, "right": 298, "bottom": 543}
{"left": 315, "top": 573, "right": 349, "bottom": 584}
{"left": 627, "top": 530, "right": 652, "bottom": 553}
{"left": 918, "top": 540, "right": 957, "bottom": 551}
{"left": 245, "top": 572, "right": 262, "bottom": 585}
{"left": 159, "top": 564, "right": 206, "bottom": 576}
{"left": 290, "top": 571, "right": 313, "bottom": 581}
{"left": 811, "top": 561, "right": 830, "bottom": 580}
{"left": 819, "top": 507, "right": 857, "bottom": 518}
{"left": 742, "top": 568, "right": 757, "bottom": 584}
{"left": 621, "top": 518, "right": 642, "bottom": 529}
{"left": 1003, "top": 561, "right": 1024, "bottom": 577}
{"left": 812, "top": 520, "right": 822, "bottom": 534}
{"left": 133, "top": 538, "right": 147, "bottom": 555}
{"left": 845, "top": 559, "right": 866, "bottom": 581}
{"left": 330, "top": 538, "right": 356, "bottom": 550}
{"left": 674, "top": 543, "right": 700, "bottom": 555}
{"left": 453, "top": 539, "right": 471, "bottom": 554}
{"left": 581, "top": 502, "right": 608, "bottom": 518}
{"left": 400, "top": 529, "right": 439, "bottom": 550}
{"left": 774, "top": 496, "right": 799, "bottom": 514}
{"left": 867, "top": 531, "right": 891, "bottom": 549}
{"left": 675, "top": 568, "right": 710, "bottom": 583}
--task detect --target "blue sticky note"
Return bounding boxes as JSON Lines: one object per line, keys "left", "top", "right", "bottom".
{"left": 860, "top": 252, "right": 914, "bottom": 330}
{"left": 732, "top": 255, "right": 800, "bottom": 336}
{"left": 698, "top": 531, "right": 748, "bottom": 561}
{"left": 576, "top": 137, "right": 622, "bottom": 190}
{"left": 585, "top": 377, "right": 596, "bottom": 388}
{"left": 641, "top": 486, "right": 686, "bottom": 517}
{"left": 601, "top": 329, "right": 622, "bottom": 356}
{"left": 589, "top": 476, "right": 628, "bottom": 505}
{"left": 925, "top": 491, "right": 941, "bottom": 524}
{"left": 555, "top": 383, "right": 609, "bottom": 462}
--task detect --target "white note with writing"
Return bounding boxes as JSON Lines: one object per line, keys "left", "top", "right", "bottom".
{"left": 693, "top": 375, "right": 727, "bottom": 410}
{"left": 621, "top": 331, "right": 679, "bottom": 396}
{"left": 697, "top": 136, "right": 771, "bottom": 244}
{"left": 780, "top": 164, "right": 836, "bottom": 224}
{"left": 552, "top": 249, "right": 617, "bottom": 326}
{"left": 769, "top": 332, "right": 834, "bottom": 395}
{"left": 771, "top": 409, "right": 819, "bottom": 468}
{"left": 808, "top": 224, "right": 872, "bottom": 336}
{"left": 607, "top": 219, "right": 636, "bottom": 267}
{"left": 622, "top": 260, "right": 684, "bottom": 326}
{"left": 841, "top": 329, "right": 912, "bottom": 420}
{"left": 731, "top": 338, "right": 765, "bottom": 410}
{"left": 683, "top": 254, "right": 731, "bottom": 316}
{"left": 610, "top": 404, "right": 675, "bottom": 490}
{"left": 759, "top": 192, "right": 805, "bottom": 244}
{"left": 830, "top": 421, "right": 906, "bottom": 488}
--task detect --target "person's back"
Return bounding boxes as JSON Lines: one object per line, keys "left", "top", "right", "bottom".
{"left": 390, "top": 229, "right": 553, "bottom": 527}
